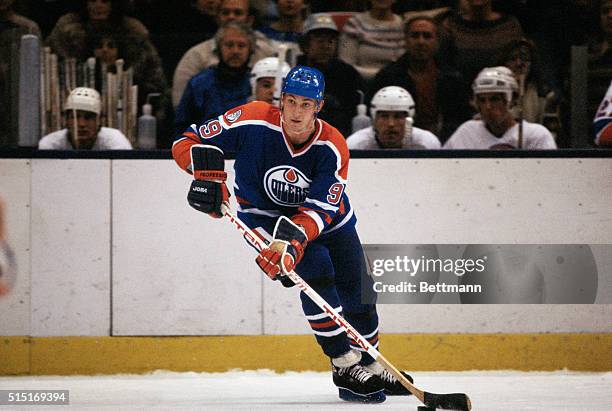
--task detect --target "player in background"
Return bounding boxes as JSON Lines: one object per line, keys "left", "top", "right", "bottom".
{"left": 172, "top": 66, "right": 413, "bottom": 403}
{"left": 249, "top": 57, "right": 291, "bottom": 104}
{"left": 38, "top": 87, "right": 132, "bottom": 150}
{"left": 593, "top": 79, "right": 612, "bottom": 147}
{"left": 444, "top": 66, "right": 557, "bottom": 150}
{"left": 0, "top": 197, "right": 17, "bottom": 297}
{"left": 346, "top": 86, "right": 441, "bottom": 150}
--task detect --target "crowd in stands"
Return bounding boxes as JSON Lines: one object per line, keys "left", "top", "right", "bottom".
{"left": 1, "top": 0, "right": 612, "bottom": 150}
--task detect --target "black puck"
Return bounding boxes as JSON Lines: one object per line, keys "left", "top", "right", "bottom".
{"left": 417, "top": 407, "right": 436, "bottom": 411}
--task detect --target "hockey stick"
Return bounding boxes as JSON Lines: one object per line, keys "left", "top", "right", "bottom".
{"left": 221, "top": 206, "right": 472, "bottom": 411}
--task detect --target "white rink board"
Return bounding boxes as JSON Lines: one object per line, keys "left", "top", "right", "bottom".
{"left": 0, "top": 159, "right": 31, "bottom": 335}
{"left": 0, "top": 157, "right": 611, "bottom": 336}
{"left": 30, "top": 160, "right": 111, "bottom": 336}
{"left": 111, "top": 160, "right": 262, "bottom": 335}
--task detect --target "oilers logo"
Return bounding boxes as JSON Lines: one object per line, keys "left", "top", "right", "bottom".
{"left": 225, "top": 109, "right": 242, "bottom": 123}
{"left": 264, "top": 166, "right": 311, "bottom": 206}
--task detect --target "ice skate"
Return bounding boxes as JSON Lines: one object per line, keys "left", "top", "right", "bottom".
{"left": 365, "top": 361, "right": 414, "bottom": 396}
{"left": 331, "top": 350, "right": 386, "bottom": 403}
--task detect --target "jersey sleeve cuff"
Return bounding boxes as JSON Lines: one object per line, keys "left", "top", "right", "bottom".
{"left": 291, "top": 213, "right": 321, "bottom": 242}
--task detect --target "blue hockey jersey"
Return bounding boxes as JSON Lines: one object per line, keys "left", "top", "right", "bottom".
{"left": 172, "top": 101, "right": 356, "bottom": 241}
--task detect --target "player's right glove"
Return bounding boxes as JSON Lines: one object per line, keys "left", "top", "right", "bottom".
{"left": 187, "top": 145, "right": 230, "bottom": 218}
{"left": 256, "top": 216, "right": 307, "bottom": 281}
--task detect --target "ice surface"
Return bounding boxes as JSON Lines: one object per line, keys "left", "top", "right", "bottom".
{"left": 1, "top": 370, "right": 611, "bottom": 410}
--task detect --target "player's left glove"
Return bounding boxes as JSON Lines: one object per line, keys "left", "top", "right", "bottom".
{"left": 256, "top": 216, "right": 307, "bottom": 281}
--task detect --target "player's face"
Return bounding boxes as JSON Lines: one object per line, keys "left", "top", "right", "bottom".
{"left": 405, "top": 19, "right": 438, "bottom": 62}
{"left": 304, "top": 31, "right": 338, "bottom": 66}
{"left": 374, "top": 111, "right": 406, "bottom": 148}
{"left": 219, "top": 28, "right": 250, "bottom": 69}
{"left": 66, "top": 110, "right": 99, "bottom": 149}
{"left": 281, "top": 93, "right": 322, "bottom": 143}
{"left": 255, "top": 77, "right": 276, "bottom": 104}
{"left": 217, "top": 0, "right": 249, "bottom": 25}
{"left": 475, "top": 93, "right": 512, "bottom": 129}
{"left": 87, "top": 0, "right": 112, "bottom": 21}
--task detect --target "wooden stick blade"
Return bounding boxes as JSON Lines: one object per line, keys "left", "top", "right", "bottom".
{"left": 424, "top": 391, "right": 472, "bottom": 411}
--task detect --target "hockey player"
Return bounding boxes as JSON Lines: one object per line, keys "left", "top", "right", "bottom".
{"left": 38, "top": 87, "right": 132, "bottom": 150}
{"left": 249, "top": 57, "right": 291, "bottom": 104}
{"left": 346, "top": 86, "right": 441, "bottom": 149}
{"left": 444, "top": 66, "right": 557, "bottom": 149}
{"left": 172, "top": 66, "right": 413, "bottom": 403}
{"left": 593, "top": 79, "right": 612, "bottom": 147}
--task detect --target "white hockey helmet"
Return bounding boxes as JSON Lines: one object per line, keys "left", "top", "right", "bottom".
{"left": 249, "top": 57, "right": 291, "bottom": 88}
{"left": 370, "top": 86, "right": 416, "bottom": 119}
{"left": 472, "top": 66, "right": 518, "bottom": 104}
{"left": 64, "top": 87, "right": 101, "bottom": 115}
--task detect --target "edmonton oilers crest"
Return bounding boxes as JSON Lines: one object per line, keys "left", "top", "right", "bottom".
{"left": 264, "top": 166, "right": 311, "bottom": 206}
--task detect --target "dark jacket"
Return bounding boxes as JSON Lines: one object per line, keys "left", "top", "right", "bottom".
{"left": 367, "top": 53, "right": 472, "bottom": 143}
{"left": 297, "top": 55, "right": 365, "bottom": 138}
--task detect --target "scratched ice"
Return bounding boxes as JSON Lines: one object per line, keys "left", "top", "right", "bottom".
{"left": 1, "top": 370, "right": 611, "bottom": 410}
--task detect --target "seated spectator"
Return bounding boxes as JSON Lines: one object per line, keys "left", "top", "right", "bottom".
{"left": 498, "top": 38, "right": 561, "bottom": 139}
{"left": 444, "top": 67, "right": 556, "bottom": 149}
{"left": 368, "top": 16, "right": 471, "bottom": 144}
{"left": 39, "top": 87, "right": 132, "bottom": 149}
{"left": 1, "top": 0, "right": 41, "bottom": 147}
{"left": 347, "top": 86, "right": 441, "bottom": 149}
{"left": 258, "top": 0, "right": 305, "bottom": 62}
{"left": 338, "top": 0, "right": 405, "bottom": 81}
{"left": 297, "top": 12, "right": 365, "bottom": 137}
{"left": 46, "top": 0, "right": 150, "bottom": 60}
{"left": 442, "top": 0, "right": 523, "bottom": 84}
{"left": 174, "top": 22, "right": 253, "bottom": 132}
{"left": 593, "top": 79, "right": 612, "bottom": 147}
{"left": 588, "top": 0, "right": 612, "bottom": 135}
{"left": 172, "top": 0, "right": 276, "bottom": 107}
{"left": 86, "top": 28, "right": 168, "bottom": 118}
{"left": 249, "top": 56, "right": 291, "bottom": 104}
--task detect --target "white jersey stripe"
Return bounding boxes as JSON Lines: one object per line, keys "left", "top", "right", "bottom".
{"left": 305, "top": 197, "right": 339, "bottom": 212}
{"left": 313, "top": 327, "right": 345, "bottom": 337}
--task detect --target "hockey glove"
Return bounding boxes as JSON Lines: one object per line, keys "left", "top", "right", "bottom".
{"left": 256, "top": 216, "right": 307, "bottom": 280}
{"left": 187, "top": 145, "right": 230, "bottom": 218}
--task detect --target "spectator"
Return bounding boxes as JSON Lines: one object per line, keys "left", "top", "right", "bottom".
{"left": 46, "top": 0, "right": 150, "bottom": 60}
{"left": 338, "top": 0, "right": 405, "bottom": 81}
{"left": 45, "top": 0, "right": 169, "bottom": 127}
{"left": 588, "top": 0, "right": 612, "bottom": 134}
{"left": 593, "top": 79, "right": 612, "bottom": 147}
{"left": 258, "top": 0, "right": 305, "bottom": 45}
{"left": 297, "top": 12, "right": 365, "bottom": 137}
{"left": 1, "top": 0, "right": 41, "bottom": 147}
{"left": 174, "top": 22, "right": 253, "bottom": 132}
{"left": 444, "top": 67, "right": 556, "bottom": 149}
{"left": 39, "top": 87, "right": 132, "bottom": 149}
{"left": 15, "top": 0, "right": 73, "bottom": 38}
{"left": 249, "top": 56, "right": 291, "bottom": 104}
{"left": 497, "top": 38, "right": 561, "bottom": 140}
{"left": 172, "top": 0, "right": 276, "bottom": 107}
{"left": 442, "top": 0, "right": 523, "bottom": 84}
{"left": 368, "top": 16, "right": 471, "bottom": 144}
{"left": 347, "top": 86, "right": 441, "bottom": 149}
{"left": 85, "top": 28, "right": 168, "bottom": 118}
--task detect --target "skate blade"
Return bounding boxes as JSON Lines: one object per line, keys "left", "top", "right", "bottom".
{"left": 338, "top": 388, "right": 386, "bottom": 403}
